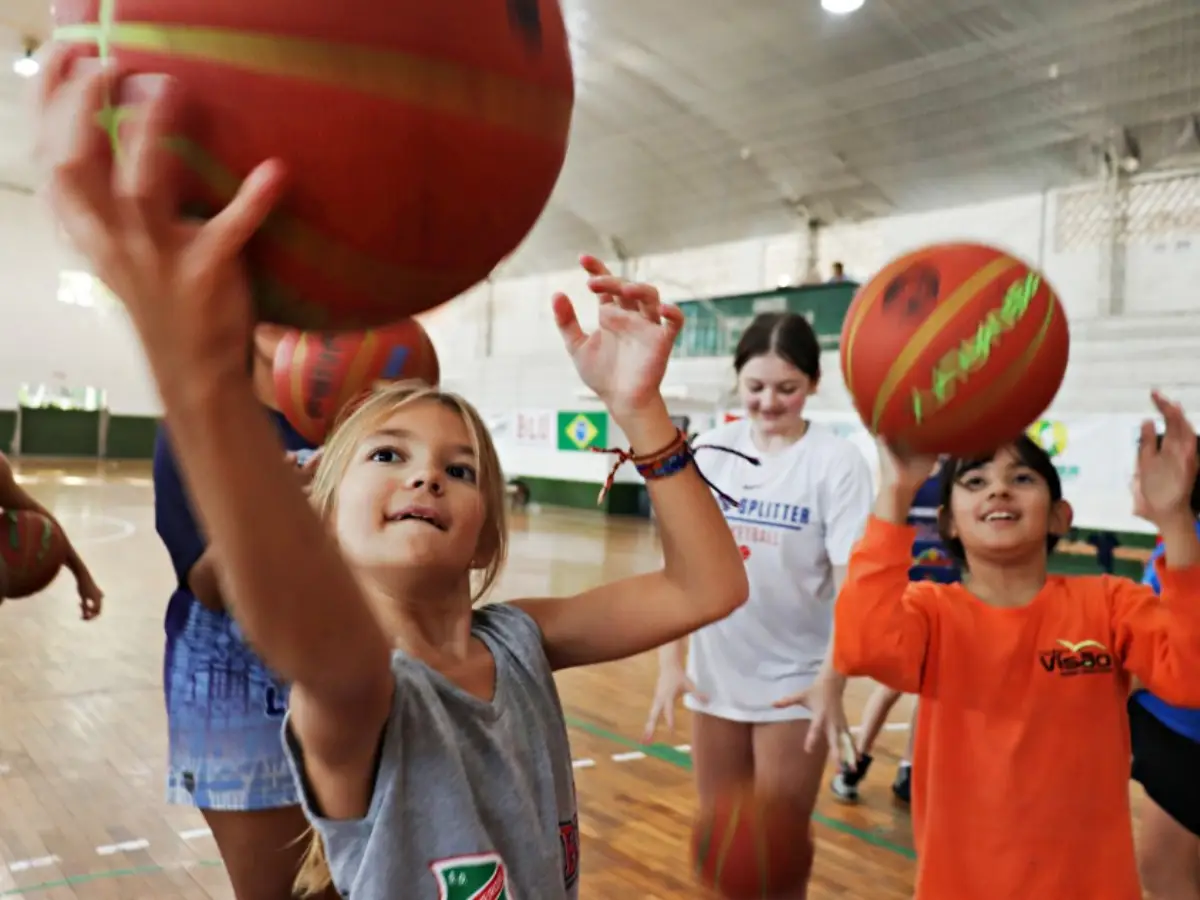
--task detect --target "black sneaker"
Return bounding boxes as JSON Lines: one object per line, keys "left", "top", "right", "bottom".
{"left": 892, "top": 762, "right": 911, "bottom": 804}
{"left": 831, "top": 753, "right": 873, "bottom": 803}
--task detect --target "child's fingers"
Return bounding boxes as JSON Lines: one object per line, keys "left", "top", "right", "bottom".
{"left": 197, "top": 158, "right": 286, "bottom": 267}
{"left": 579, "top": 255, "right": 612, "bottom": 278}
{"left": 659, "top": 303, "right": 685, "bottom": 343}
{"left": 642, "top": 702, "right": 663, "bottom": 743}
{"left": 1137, "top": 420, "right": 1158, "bottom": 468}
{"left": 552, "top": 293, "right": 587, "bottom": 354}
{"left": 113, "top": 74, "right": 181, "bottom": 237}
{"left": 42, "top": 63, "right": 121, "bottom": 255}
{"left": 773, "top": 691, "right": 809, "bottom": 710}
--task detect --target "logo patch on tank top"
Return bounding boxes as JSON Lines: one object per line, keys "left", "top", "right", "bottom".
{"left": 560, "top": 814, "right": 580, "bottom": 888}
{"left": 431, "top": 852, "right": 509, "bottom": 900}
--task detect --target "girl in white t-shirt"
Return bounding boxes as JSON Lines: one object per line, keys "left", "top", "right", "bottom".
{"left": 644, "top": 312, "right": 873, "bottom": 888}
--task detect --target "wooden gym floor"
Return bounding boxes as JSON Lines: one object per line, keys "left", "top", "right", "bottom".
{"left": 0, "top": 460, "right": 1152, "bottom": 899}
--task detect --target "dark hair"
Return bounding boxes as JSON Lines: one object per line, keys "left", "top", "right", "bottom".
{"left": 733, "top": 312, "right": 821, "bottom": 381}
{"left": 936, "top": 435, "right": 1063, "bottom": 566}
{"left": 1150, "top": 433, "right": 1200, "bottom": 516}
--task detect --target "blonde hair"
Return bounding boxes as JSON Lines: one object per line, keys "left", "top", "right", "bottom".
{"left": 294, "top": 380, "right": 509, "bottom": 897}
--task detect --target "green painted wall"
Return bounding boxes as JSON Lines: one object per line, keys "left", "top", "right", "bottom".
{"left": 106, "top": 415, "right": 159, "bottom": 459}
{"left": 19, "top": 407, "right": 101, "bottom": 457}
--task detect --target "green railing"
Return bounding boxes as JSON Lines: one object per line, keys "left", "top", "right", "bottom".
{"left": 672, "top": 281, "right": 858, "bottom": 359}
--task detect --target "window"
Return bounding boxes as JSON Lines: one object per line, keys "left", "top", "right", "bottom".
{"left": 57, "top": 270, "right": 121, "bottom": 312}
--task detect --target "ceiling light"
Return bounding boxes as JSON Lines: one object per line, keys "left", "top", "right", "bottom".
{"left": 13, "top": 50, "right": 39, "bottom": 78}
{"left": 822, "top": 0, "right": 864, "bottom": 13}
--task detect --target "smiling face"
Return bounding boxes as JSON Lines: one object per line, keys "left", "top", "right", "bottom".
{"left": 943, "top": 444, "right": 1071, "bottom": 565}
{"left": 322, "top": 393, "right": 505, "bottom": 593}
{"left": 736, "top": 352, "right": 815, "bottom": 437}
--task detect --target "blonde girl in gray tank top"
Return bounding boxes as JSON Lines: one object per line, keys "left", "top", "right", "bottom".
{"left": 129, "top": 249, "right": 749, "bottom": 897}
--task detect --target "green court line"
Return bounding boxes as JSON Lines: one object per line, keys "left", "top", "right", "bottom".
{"left": 0, "top": 715, "right": 912, "bottom": 896}
{"left": 0, "top": 861, "right": 223, "bottom": 897}
{"left": 564, "top": 715, "right": 917, "bottom": 860}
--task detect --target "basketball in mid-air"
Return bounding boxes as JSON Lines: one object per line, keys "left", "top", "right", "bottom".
{"left": 52, "top": 0, "right": 575, "bottom": 329}
{"left": 692, "top": 785, "right": 813, "bottom": 899}
{"left": 839, "top": 242, "right": 1070, "bottom": 455}
{"left": 0, "top": 510, "right": 69, "bottom": 599}
{"left": 273, "top": 319, "right": 440, "bottom": 445}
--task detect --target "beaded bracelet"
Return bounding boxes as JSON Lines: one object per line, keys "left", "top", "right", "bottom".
{"left": 591, "top": 427, "right": 760, "bottom": 507}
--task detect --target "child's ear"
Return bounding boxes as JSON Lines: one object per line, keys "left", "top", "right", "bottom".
{"left": 937, "top": 504, "right": 957, "bottom": 540}
{"left": 1049, "top": 499, "right": 1074, "bottom": 537}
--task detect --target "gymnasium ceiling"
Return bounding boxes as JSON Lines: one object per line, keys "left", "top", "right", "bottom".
{"left": 0, "top": 0, "right": 1198, "bottom": 276}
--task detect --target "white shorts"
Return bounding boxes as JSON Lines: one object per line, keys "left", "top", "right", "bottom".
{"left": 682, "top": 674, "right": 818, "bottom": 724}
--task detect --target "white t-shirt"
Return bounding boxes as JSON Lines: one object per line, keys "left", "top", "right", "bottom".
{"left": 684, "top": 419, "right": 874, "bottom": 722}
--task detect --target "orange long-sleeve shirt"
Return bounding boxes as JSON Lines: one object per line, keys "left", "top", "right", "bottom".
{"left": 834, "top": 516, "right": 1200, "bottom": 900}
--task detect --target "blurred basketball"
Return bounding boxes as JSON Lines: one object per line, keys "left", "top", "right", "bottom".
{"left": 0, "top": 510, "right": 69, "bottom": 599}
{"left": 692, "top": 785, "right": 813, "bottom": 899}
{"left": 52, "top": 1, "right": 574, "bottom": 329}
{"left": 273, "top": 319, "right": 440, "bottom": 445}
{"left": 840, "top": 242, "right": 1070, "bottom": 455}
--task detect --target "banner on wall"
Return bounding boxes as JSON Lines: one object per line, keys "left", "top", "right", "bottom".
{"left": 1023, "top": 415, "right": 1140, "bottom": 490}
{"left": 512, "top": 410, "right": 556, "bottom": 448}
{"left": 557, "top": 411, "right": 608, "bottom": 452}
{"left": 803, "top": 410, "right": 1151, "bottom": 533}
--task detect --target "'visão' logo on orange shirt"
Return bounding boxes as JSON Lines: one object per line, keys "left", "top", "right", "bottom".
{"left": 1038, "top": 639, "right": 1114, "bottom": 676}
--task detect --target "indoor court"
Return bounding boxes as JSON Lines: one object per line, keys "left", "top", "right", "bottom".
{"left": 1, "top": 0, "right": 1199, "bottom": 898}
{"left": 0, "top": 459, "right": 1156, "bottom": 900}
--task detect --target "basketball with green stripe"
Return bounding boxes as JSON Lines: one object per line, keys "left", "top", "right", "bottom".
{"left": 692, "top": 785, "right": 813, "bottom": 898}
{"left": 839, "top": 242, "right": 1070, "bottom": 455}
{"left": 0, "top": 510, "right": 69, "bottom": 600}
{"left": 272, "top": 319, "right": 440, "bottom": 445}
{"left": 52, "top": 0, "right": 574, "bottom": 331}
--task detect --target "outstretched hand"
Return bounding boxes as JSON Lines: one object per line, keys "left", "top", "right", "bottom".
{"left": 1137, "top": 391, "right": 1199, "bottom": 526}
{"left": 34, "top": 47, "right": 287, "bottom": 387}
{"left": 552, "top": 256, "right": 683, "bottom": 419}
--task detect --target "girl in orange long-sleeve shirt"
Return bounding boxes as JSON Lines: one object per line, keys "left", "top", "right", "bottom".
{"left": 832, "top": 392, "right": 1200, "bottom": 900}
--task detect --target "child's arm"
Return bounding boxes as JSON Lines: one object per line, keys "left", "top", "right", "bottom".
{"left": 514, "top": 397, "right": 749, "bottom": 669}
{"left": 512, "top": 265, "right": 748, "bottom": 669}
{"left": 1114, "top": 394, "right": 1200, "bottom": 703}
{"left": 0, "top": 453, "right": 96, "bottom": 587}
{"left": 832, "top": 483, "right": 935, "bottom": 695}
{"left": 0, "top": 452, "right": 103, "bottom": 615}
{"left": 1110, "top": 514, "right": 1200, "bottom": 706}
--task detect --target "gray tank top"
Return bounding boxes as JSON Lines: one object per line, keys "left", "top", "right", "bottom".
{"left": 283, "top": 603, "right": 580, "bottom": 899}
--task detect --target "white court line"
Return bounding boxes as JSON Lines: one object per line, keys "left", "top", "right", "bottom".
{"left": 9, "top": 855, "right": 60, "bottom": 872}
{"left": 95, "top": 839, "right": 149, "bottom": 855}
{"left": 849, "top": 722, "right": 909, "bottom": 734}
{"left": 571, "top": 758, "right": 596, "bottom": 769}
{"left": 53, "top": 513, "right": 137, "bottom": 546}
{"left": 611, "top": 751, "right": 646, "bottom": 763}
{"left": 674, "top": 744, "right": 691, "bottom": 752}
{"left": 178, "top": 827, "right": 212, "bottom": 841}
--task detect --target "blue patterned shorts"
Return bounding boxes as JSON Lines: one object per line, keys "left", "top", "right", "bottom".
{"left": 164, "top": 599, "right": 299, "bottom": 810}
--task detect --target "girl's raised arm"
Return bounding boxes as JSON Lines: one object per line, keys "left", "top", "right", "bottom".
{"left": 514, "top": 260, "right": 749, "bottom": 669}
{"left": 34, "top": 55, "right": 392, "bottom": 763}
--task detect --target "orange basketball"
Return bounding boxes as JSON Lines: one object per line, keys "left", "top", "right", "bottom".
{"left": 840, "top": 242, "right": 1070, "bottom": 456}
{"left": 52, "top": 1, "right": 574, "bottom": 329}
{"left": 692, "top": 786, "right": 813, "bottom": 899}
{"left": 273, "top": 319, "right": 440, "bottom": 445}
{"left": 0, "top": 510, "right": 70, "bottom": 599}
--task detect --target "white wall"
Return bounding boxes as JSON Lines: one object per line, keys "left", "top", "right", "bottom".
{"left": 0, "top": 190, "right": 159, "bottom": 415}
{"left": 3, "top": 168, "right": 1199, "bottom": 423}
